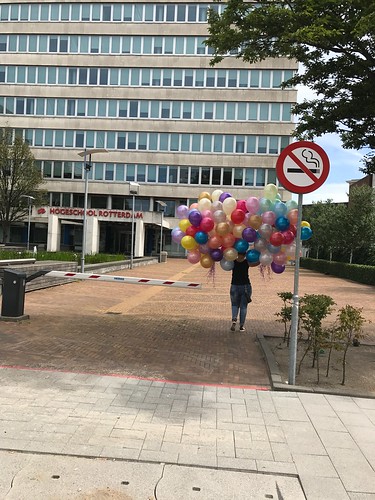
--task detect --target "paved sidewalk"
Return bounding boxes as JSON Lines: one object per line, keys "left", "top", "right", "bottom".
{"left": 1, "top": 366, "right": 375, "bottom": 499}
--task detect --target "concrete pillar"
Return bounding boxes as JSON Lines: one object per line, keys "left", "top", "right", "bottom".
{"left": 86, "top": 217, "right": 100, "bottom": 254}
{"left": 135, "top": 219, "right": 145, "bottom": 258}
{"left": 47, "top": 214, "right": 61, "bottom": 252}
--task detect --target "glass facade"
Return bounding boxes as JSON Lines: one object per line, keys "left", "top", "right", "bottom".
{"left": 0, "top": 0, "right": 297, "bottom": 255}
{"left": 0, "top": 65, "right": 294, "bottom": 88}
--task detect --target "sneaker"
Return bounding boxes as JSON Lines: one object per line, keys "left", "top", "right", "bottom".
{"left": 239, "top": 325, "right": 246, "bottom": 332}
{"left": 230, "top": 321, "right": 237, "bottom": 332}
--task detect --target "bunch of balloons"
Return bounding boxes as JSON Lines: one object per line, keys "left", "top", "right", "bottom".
{"left": 172, "top": 184, "right": 312, "bottom": 275}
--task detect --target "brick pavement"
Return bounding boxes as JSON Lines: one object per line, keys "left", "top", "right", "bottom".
{"left": 0, "top": 259, "right": 374, "bottom": 387}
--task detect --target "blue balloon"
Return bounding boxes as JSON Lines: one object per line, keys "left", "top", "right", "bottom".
{"left": 275, "top": 216, "right": 290, "bottom": 231}
{"left": 267, "top": 244, "right": 281, "bottom": 254}
{"left": 246, "top": 249, "right": 260, "bottom": 263}
{"left": 195, "top": 231, "right": 208, "bottom": 244}
{"left": 234, "top": 239, "right": 249, "bottom": 253}
{"left": 274, "top": 201, "right": 288, "bottom": 217}
{"left": 301, "top": 227, "right": 313, "bottom": 241}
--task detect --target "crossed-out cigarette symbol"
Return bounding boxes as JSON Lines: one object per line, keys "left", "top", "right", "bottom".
{"left": 287, "top": 149, "right": 321, "bottom": 174}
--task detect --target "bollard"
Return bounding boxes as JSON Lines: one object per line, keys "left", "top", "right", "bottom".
{"left": 1, "top": 269, "right": 28, "bottom": 320}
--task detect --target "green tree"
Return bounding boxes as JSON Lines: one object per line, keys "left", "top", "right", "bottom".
{"left": 207, "top": 0, "right": 375, "bottom": 172}
{"left": 342, "top": 186, "right": 375, "bottom": 263}
{"left": 0, "top": 129, "right": 45, "bottom": 243}
{"left": 303, "top": 201, "right": 347, "bottom": 261}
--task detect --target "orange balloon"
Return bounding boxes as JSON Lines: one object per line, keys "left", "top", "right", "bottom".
{"left": 287, "top": 209, "right": 299, "bottom": 225}
{"left": 222, "top": 233, "right": 236, "bottom": 248}
{"left": 248, "top": 214, "right": 262, "bottom": 230}
{"left": 208, "top": 234, "right": 223, "bottom": 249}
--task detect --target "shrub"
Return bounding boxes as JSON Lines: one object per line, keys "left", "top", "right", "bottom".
{"left": 301, "top": 258, "right": 375, "bottom": 286}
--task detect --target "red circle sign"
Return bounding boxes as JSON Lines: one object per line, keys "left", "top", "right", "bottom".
{"left": 276, "top": 141, "right": 330, "bottom": 194}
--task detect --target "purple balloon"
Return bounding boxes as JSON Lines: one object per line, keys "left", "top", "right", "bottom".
{"left": 199, "top": 243, "right": 210, "bottom": 254}
{"left": 219, "top": 192, "right": 232, "bottom": 203}
{"left": 176, "top": 204, "right": 189, "bottom": 219}
{"left": 271, "top": 262, "right": 285, "bottom": 274}
{"left": 171, "top": 228, "right": 184, "bottom": 244}
{"left": 188, "top": 209, "right": 202, "bottom": 227}
{"left": 242, "top": 227, "right": 257, "bottom": 243}
{"left": 210, "top": 248, "right": 224, "bottom": 262}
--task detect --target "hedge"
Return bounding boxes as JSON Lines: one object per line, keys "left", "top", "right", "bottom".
{"left": 300, "top": 258, "right": 375, "bottom": 286}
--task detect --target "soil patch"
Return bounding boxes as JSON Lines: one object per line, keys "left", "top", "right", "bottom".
{"left": 266, "top": 335, "right": 375, "bottom": 397}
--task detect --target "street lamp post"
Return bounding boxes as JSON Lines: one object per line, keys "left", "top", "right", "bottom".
{"left": 77, "top": 148, "right": 107, "bottom": 272}
{"left": 20, "top": 195, "right": 35, "bottom": 251}
{"left": 156, "top": 200, "right": 167, "bottom": 263}
{"left": 129, "top": 182, "right": 140, "bottom": 269}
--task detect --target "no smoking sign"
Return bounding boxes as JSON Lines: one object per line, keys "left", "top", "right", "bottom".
{"left": 276, "top": 141, "right": 330, "bottom": 194}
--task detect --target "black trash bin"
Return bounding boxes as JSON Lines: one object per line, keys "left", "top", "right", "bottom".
{"left": 1, "top": 269, "right": 27, "bottom": 318}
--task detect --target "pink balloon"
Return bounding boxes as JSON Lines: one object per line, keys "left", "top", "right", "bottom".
{"left": 273, "top": 252, "right": 287, "bottom": 265}
{"left": 245, "top": 197, "right": 260, "bottom": 215}
{"left": 262, "top": 211, "right": 276, "bottom": 225}
{"left": 187, "top": 250, "right": 201, "bottom": 264}
{"left": 200, "top": 217, "right": 215, "bottom": 232}
{"left": 201, "top": 209, "right": 213, "bottom": 219}
{"left": 236, "top": 200, "right": 247, "bottom": 213}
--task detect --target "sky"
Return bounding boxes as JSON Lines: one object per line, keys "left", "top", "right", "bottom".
{"left": 289, "top": 84, "right": 369, "bottom": 205}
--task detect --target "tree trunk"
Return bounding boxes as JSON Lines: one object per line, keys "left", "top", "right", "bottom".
{"left": 1, "top": 221, "right": 11, "bottom": 244}
{"left": 349, "top": 250, "right": 353, "bottom": 264}
{"left": 341, "top": 345, "right": 350, "bottom": 385}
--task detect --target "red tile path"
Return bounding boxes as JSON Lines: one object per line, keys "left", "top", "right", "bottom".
{"left": 0, "top": 259, "right": 374, "bottom": 387}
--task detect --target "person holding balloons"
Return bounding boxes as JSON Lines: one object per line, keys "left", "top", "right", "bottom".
{"left": 230, "top": 252, "right": 252, "bottom": 332}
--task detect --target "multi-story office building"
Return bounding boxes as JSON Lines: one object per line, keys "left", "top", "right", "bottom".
{"left": 0, "top": 1, "right": 297, "bottom": 257}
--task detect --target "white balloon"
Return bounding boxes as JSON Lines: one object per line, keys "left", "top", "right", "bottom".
{"left": 222, "top": 197, "right": 237, "bottom": 215}
{"left": 211, "top": 189, "right": 223, "bottom": 202}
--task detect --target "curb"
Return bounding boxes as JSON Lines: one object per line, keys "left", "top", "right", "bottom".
{"left": 256, "top": 332, "right": 375, "bottom": 400}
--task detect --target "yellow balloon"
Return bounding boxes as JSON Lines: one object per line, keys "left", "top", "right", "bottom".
{"left": 179, "top": 218, "right": 191, "bottom": 232}
{"left": 232, "top": 224, "right": 246, "bottom": 238}
{"left": 198, "top": 191, "right": 212, "bottom": 201}
{"left": 200, "top": 254, "right": 214, "bottom": 269}
{"left": 264, "top": 183, "right": 278, "bottom": 201}
{"left": 216, "top": 222, "right": 230, "bottom": 236}
{"left": 181, "top": 235, "right": 198, "bottom": 250}
{"left": 301, "top": 221, "right": 311, "bottom": 228}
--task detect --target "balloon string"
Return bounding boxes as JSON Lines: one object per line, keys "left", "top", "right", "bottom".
{"left": 259, "top": 264, "right": 272, "bottom": 280}
{"left": 206, "top": 262, "right": 216, "bottom": 286}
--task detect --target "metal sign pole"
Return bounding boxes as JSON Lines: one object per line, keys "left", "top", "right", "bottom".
{"left": 81, "top": 150, "right": 88, "bottom": 273}
{"left": 288, "top": 193, "right": 303, "bottom": 385}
